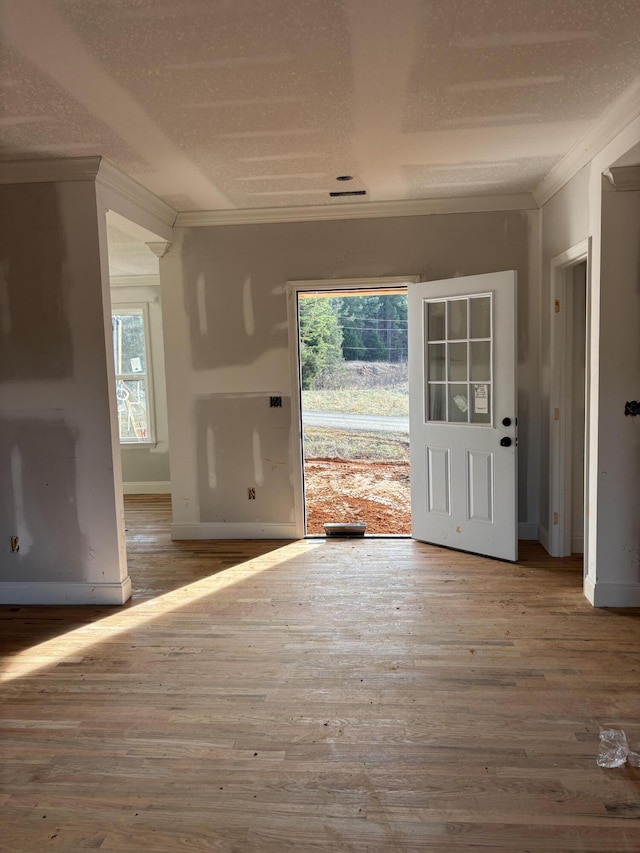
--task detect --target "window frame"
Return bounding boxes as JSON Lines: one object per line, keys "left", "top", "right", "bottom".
{"left": 111, "top": 302, "right": 156, "bottom": 446}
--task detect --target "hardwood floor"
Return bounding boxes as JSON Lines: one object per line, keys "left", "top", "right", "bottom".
{"left": 2, "top": 495, "right": 640, "bottom": 851}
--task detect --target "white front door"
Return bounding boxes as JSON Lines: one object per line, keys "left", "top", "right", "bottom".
{"left": 408, "top": 271, "right": 517, "bottom": 561}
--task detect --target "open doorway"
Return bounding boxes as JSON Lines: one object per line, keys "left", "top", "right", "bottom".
{"left": 105, "top": 211, "right": 171, "bottom": 498}
{"left": 288, "top": 277, "right": 418, "bottom": 536}
{"left": 569, "top": 261, "right": 587, "bottom": 555}
{"left": 549, "top": 241, "right": 591, "bottom": 559}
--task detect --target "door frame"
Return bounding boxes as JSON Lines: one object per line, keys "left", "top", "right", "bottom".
{"left": 286, "top": 275, "right": 419, "bottom": 537}
{"left": 548, "top": 238, "right": 592, "bottom": 557}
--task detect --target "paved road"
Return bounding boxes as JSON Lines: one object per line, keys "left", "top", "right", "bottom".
{"left": 302, "top": 410, "right": 409, "bottom": 433}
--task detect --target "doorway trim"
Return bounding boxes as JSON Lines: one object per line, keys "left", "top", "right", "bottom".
{"left": 286, "top": 275, "right": 420, "bottom": 537}
{"left": 548, "top": 238, "right": 592, "bottom": 557}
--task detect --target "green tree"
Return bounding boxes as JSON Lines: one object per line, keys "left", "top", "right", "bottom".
{"left": 335, "top": 293, "right": 407, "bottom": 362}
{"left": 298, "top": 297, "right": 343, "bottom": 389}
{"left": 361, "top": 327, "right": 387, "bottom": 361}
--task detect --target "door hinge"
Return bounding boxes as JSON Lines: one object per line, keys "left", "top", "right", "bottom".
{"left": 554, "top": 299, "right": 561, "bottom": 314}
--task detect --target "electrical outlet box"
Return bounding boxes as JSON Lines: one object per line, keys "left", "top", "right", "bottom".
{"left": 10, "top": 536, "right": 19, "bottom": 553}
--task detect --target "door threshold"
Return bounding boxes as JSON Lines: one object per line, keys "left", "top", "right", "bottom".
{"left": 304, "top": 534, "right": 411, "bottom": 540}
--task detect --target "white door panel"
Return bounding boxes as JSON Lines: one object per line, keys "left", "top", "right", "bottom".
{"left": 409, "top": 271, "right": 517, "bottom": 561}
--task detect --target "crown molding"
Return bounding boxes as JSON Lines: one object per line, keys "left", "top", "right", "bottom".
{"left": 0, "top": 155, "right": 177, "bottom": 230}
{"left": 533, "top": 75, "right": 640, "bottom": 207}
{"left": 95, "top": 158, "right": 177, "bottom": 229}
{"left": 174, "top": 192, "right": 537, "bottom": 228}
{"left": 604, "top": 165, "right": 640, "bottom": 191}
{"left": 0, "top": 155, "right": 102, "bottom": 185}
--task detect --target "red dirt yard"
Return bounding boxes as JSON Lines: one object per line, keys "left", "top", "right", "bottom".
{"left": 304, "top": 458, "right": 411, "bottom": 535}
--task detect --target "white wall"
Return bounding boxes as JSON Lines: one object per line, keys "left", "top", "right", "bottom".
{"left": 161, "top": 209, "right": 540, "bottom": 539}
{"left": 540, "top": 114, "right": 640, "bottom": 605}
{"left": 594, "top": 184, "right": 640, "bottom": 597}
{"left": 110, "top": 278, "right": 171, "bottom": 493}
{"left": 0, "top": 179, "right": 130, "bottom": 604}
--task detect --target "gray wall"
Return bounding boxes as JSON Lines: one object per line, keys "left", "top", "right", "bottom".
{"left": 162, "top": 210, "right": 540, "bottom": 532}
{"left": 0, "top": 179, "right": 127, "bottom": 600}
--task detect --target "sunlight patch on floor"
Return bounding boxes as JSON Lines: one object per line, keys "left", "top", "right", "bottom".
{"left": 0, "top": 540, "right": 320, "bottom": 684}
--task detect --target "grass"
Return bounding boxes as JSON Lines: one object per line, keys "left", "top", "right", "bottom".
{"left": 302, "top": 388, "right": 409, "bottom": 417}
{"left": 303, "top": 427, "right": 410, "bottom": 463}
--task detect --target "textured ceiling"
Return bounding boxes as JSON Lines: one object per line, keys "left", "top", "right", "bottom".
{"left": 1, "top": 0, "right": 640, "bottom": 214}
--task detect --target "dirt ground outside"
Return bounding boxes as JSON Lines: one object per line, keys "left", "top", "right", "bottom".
{"left": 301, "top": 361, "right": 411, "bottom": 535}
{"left": 304, "top": 458, "right": 411, "bottom": 535}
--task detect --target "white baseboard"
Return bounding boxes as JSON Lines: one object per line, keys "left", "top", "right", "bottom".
{"left": 171, "top": 522, "right": 298, "bottom": 540}
{"left": 584, "top": 577, "right": 640, "bottom": 607}
{"left": 123, "top": 481, "right": 171, "bottom": 495}
{"left": 518, "top": 522, "right": 539, "bottom": 541}
{"left": 0, "top": 577, "right": 132, "bottom": 605}
{"left": 538, "top": 524, "right": 550, "bottom": 553}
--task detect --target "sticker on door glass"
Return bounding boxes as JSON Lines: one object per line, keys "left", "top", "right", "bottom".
{"left": 474, "top": 384, "right": 489, "bottom": 414}
{"left": 453, "top": 394, "right": 468, "bottom": 413}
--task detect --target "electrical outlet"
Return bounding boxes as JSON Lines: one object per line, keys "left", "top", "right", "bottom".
{"left": 248, "top": 488, "right": 256, "bottom": 500}
{"left": 10, "top": 536, "right": 19, "bottom": 553}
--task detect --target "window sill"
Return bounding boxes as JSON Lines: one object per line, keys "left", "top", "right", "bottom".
{"left": 120, "top": 440, "right": 158, "bottom": 449}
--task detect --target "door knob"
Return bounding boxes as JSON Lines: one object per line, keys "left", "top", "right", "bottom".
{"left": 500, "top": 436, "right": 512, "bottom": 447}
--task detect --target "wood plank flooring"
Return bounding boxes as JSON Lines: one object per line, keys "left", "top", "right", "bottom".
{"left": 2, "top": 495, "right": 640, "bottom": 851}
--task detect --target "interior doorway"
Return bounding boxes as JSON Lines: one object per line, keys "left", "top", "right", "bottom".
{"left": 287, "top": 277, "right": 418, "bottom": 537}
{"left": 569, "top": 262, "right": 587, "bottom": 554}
{"left": 549, "top": 241, "right": 591, "bottom": 559}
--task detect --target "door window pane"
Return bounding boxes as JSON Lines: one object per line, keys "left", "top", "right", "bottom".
{"left": 428, "top": 301, "right": 446, "bottom": 341}
{"left": 448, "top": 342, "right": 468, "bottom": 381}
{"left": 471, "top": 383, "right": 491, "bottom": 424}
{"left": 428, "top": 343, "right": 445, "bottom": 380}
{"left": 470, "top": 341, "right": 491, "bottom": 381}
{"left": 448, "top": 299, "right": 467, "bottom": 340}
{"left": 470, "top": 296, "right": 491, "bottom": 339}
{"left": 429, "top": 384, "right": 446, "bottom": 421}
{"left": 449, "top": 384, "right": 469, "bottom": 423}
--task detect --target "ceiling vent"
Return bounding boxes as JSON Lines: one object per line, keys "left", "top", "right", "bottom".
{"left": 329, "top": 189, "right": 367, "bottom": 198}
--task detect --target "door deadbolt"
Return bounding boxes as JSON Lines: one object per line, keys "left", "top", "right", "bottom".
{"left": 502, "top": 417, "right": 512, "bottom": 427}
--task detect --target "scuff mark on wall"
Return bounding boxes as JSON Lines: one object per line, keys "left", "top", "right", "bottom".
{"left": 0, "top": 260, "right": 11, "bottom": 336}
{"left": 206, "top": 424, "right": 216, "bottom": 490}
{"left": 10, "top": 444, "right": 32, "bottom": 556}
{"left": 196, "top": 272, "right": 208, "bottom": 336}
{"left": 243, "top": 275, "right": 255, "bottom": 336}
{"left": 253, "top": 428, "right": 264, "bottom": 486}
